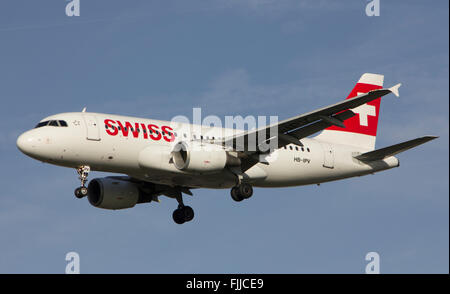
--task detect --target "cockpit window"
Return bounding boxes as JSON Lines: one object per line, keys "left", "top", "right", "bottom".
{"left": 34, "top": 120, "right": 69, "bottom": 128}
{"left": 35, "top": 121, "right": 50, "bottom": 128}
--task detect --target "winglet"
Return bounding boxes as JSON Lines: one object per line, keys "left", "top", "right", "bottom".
{"left": 389, "top": 83, "right": 401, "bottom": 97}
{"left": 82, "top": 107, "right": 87, "bottom": 113}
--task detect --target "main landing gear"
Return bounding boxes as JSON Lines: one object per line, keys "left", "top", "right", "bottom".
{"left": 172, "top": 194, "right": 194, "bottom": 225}
{"left": 230, "top": 183, "right": 253, "bottom": 202}
{"left": 74, "top": 165, "right": 90, "bottom": 199}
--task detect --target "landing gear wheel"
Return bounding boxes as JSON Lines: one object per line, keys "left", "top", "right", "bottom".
{"left": 74, "top": 187, "right": 88, "bottom": 199}
{"left": 183, "top": 206, "right": 194, "bottom": 222}
{"left": 172, "top": 205, "right": 195, "bottom": 224}
{"left": 172, "top": 191, "right": 195, "bottom": 224}
{"left": 75, "top": 165, "right": 90, "bottom": 199}
{"left": 239, "top": 183, "right": 253, "bottom": 199}
{"left": 172, "top": 208, "right": 185, "bottom": 224}
{"left": 231, "top": 187, "right": 244, "bottom": 202}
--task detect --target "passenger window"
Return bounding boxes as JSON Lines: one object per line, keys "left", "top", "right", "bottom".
{"left": 289, "top": 146, "right": 293, "bottom": 150}
{"left": 307, "top": 148, "right": 310, "bottom": 152}
{"left": 301, "top": 147, "right": 304, "bottom": 152}
{"left": 295, "top": 146, "right": 299, "bottom": 151}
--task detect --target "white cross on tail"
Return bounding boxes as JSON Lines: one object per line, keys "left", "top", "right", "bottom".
{"left": 352, "top": 92, "right": 376, "bottom": 126}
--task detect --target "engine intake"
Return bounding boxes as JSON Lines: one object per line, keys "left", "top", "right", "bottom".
{"left": 172, "top": 141, "right": 237, "bottom": 174}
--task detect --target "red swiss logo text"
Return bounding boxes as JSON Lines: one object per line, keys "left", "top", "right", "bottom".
{"left": 104, "top": 119, "right": 175, "bottom": 142}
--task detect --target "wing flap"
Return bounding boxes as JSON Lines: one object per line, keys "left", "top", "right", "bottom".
{"left": 285, "top": 110, "right": 356, "bottom": 141}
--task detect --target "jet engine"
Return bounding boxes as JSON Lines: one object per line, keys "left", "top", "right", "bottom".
{"left": 171, "top": 141, "right": 239, "bottom": 174}
{"left": 87, "top": 177, "right": 140, "bottom": 210}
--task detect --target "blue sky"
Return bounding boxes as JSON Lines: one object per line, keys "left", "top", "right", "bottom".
{"left": 0, "top": 0, "right": 448, "bottom": 273}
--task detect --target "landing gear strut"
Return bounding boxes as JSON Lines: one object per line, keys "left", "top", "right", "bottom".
{"left": 172, "top": 194, "right": 194, "bottom": 224}
{"left": 74, "top": 165, "right": 90, "bottom": 199}
{"left": 230, "top": 183, "right": 253, "bottom": 202}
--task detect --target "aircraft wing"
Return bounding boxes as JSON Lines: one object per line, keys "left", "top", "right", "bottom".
{"left": 354, "top": 136, "right": 438, "bottom": 161}
{"left": 223, "top": 83, "right": 402, "bottom": 154}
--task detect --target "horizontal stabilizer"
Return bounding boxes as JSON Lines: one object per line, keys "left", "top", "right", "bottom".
{"left": 354, "top": 136, "right": 438, "bottom": 161}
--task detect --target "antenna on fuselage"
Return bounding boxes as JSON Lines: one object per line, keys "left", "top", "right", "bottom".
{"left": 82, "top": 107, "right": 87, "bottom": 113}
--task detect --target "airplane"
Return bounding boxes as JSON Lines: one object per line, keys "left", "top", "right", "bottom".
{"left": 16, "top": 73, "right": 438, "bottom": 224}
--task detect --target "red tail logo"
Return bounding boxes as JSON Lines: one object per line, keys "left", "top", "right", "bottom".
{"left": 326, "top": 81, "right": 383, "bottom": 137}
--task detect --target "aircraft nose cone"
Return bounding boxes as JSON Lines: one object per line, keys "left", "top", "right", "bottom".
{"left": 16, "top": 132, "right": 34, "bottom": 155}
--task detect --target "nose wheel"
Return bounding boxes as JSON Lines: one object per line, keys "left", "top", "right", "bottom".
{"left": 231, "top": 183, "right": 253, "bottom": 202}
{"left": 74, "top": 165, "right": 90, "bottom": 198}
{"left": 75, "top": 186, "right": 88, "bottom": 198}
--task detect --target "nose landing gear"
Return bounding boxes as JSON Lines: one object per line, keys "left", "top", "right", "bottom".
{"left": 74, "top": 165, "right": 90, "bottom": 199}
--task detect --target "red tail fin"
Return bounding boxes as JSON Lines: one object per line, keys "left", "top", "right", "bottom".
{"left": 315, "top": 73, "right": 384, "bottom": 150}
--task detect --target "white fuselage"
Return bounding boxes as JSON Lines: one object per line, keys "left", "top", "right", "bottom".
{"left": 17, "top": 112, "right": 399, "bottom": 189}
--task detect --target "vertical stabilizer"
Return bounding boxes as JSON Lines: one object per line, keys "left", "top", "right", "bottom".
{"left": 314, "top": 73, "right": 384, "bottom": 150}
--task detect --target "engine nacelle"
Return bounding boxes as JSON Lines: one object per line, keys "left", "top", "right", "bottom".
{"left": 171, "top": 141, "right": 232, "bottom": 174}
{"left": 87, "top": 177, "right": 140, "bottom": 210}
